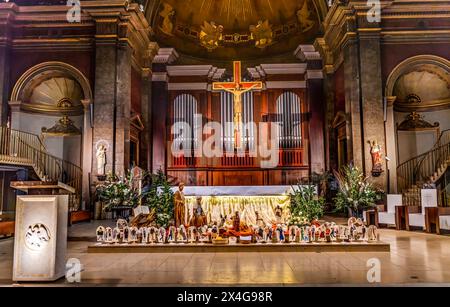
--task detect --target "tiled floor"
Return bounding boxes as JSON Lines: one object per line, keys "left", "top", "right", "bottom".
{"left": 1, "top": 221, "right": 450, "bottom": 286}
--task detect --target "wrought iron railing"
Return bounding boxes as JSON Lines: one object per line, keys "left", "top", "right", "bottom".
{"left": 0, "top": 126, "right": 82, "bottom": 210}
{"left": 397, "top": 129, "right": 450, "bottom": 193}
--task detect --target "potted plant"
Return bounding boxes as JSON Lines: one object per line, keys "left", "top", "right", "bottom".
{"left": 333, "top": 165, "right": 380, "bottom": 218}
{"left": 96, "top": 172, "right": 142, "bottom": 213}
{"left": 289, "top": 184, "right": 325, "bottom": 226}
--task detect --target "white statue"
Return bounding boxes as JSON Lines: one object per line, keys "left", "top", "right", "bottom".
{"left": 96, "top": 144, "right": 107, "bottom": 175}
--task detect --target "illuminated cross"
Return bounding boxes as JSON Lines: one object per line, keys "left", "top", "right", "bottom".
{"left": 212, "top": 61, "right": 263, "bottom": 149}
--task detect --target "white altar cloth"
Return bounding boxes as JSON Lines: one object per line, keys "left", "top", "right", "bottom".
{"left": 170, "top": 185, "right": 299, "bottom": 196}
{"left": 168, "top": 186, "right": 311, "bottom": 226}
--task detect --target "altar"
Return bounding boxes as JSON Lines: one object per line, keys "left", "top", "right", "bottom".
{"left": 172, "top": 186, "right": 299, "bottom": 226}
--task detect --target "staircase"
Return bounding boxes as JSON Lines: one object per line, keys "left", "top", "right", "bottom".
{"left": 0, "top": 126, "right": 82, "bottom": 210}
{"left": 397, "top": 129, "right": 450, "bottom": 206}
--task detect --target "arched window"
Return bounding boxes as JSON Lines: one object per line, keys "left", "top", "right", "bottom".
{"left": 173, "top": 94, "right": 199, "bottom": 151}
{"left": 221, "top": 91, "right": 255, "bottom": 151}
{"left": 276, "top": 91, "right": 302, "bottom": 148}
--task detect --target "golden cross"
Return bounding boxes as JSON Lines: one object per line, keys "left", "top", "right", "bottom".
{"left": 212, "top": 61, "right": 263, "bottom": 149}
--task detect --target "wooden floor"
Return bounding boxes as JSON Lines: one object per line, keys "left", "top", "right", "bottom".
{"left": 88, "top": 242, "right": 390, "bottom": 253}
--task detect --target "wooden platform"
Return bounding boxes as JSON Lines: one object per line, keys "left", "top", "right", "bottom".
{"left": 88, "top": 242, "right": 390, "bottom": 253}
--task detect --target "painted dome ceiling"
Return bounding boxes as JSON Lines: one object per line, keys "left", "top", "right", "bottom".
{"left": 146, "top": 0, "right": 326, "bottom": 63}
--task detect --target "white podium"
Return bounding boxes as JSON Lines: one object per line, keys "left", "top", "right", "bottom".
{"left": 13, "top": 195, "right": 68, "bottom": 281}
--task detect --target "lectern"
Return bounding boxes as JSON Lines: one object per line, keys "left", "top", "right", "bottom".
{"left": 12, "top": 181, "right": 72, "bottom": 281}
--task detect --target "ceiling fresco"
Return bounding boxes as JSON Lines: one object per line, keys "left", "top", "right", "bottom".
{"left": 146, "top": 0, "right": 327, "bottom": 63}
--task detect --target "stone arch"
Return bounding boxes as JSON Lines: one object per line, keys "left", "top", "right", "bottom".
{"left": 10, "top": 61, "right": 92, "bottom": 104}
{"left": 384, "top": 55, "right": 450, "bottom": 193}
{"left": 9, "top": 62, "right": 93, "bottom": 205}
{"left": 385, "top": 55, "right": 450, "bottom": 99}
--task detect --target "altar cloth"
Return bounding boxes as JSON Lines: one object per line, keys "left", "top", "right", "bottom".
{"left": 170, "top": 185, "right": 299, "bottom": 196}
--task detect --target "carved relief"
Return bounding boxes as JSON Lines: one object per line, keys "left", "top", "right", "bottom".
{"left": 41, "top": 116, "right": 81, "bottom": 137}
{"left": 397, "top": 112, "right": 440, "bottom": 131}
{"left": 25, "top": 223, "right": 51, "bottom": 251}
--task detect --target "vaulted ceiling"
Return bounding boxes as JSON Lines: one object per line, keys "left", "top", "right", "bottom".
{"left": 145, "top": 0, "right": 328, "bottom": 64}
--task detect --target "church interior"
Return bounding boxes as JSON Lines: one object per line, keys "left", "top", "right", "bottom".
{"left": 0, "top": 0, "right": 450, "bottom": 287}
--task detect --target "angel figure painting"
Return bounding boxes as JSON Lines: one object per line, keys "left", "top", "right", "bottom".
{"left": 297, "top": 0, "right": 315, "bottom": 33}
{"left": 159, "top": 2, "right": 175, "bottom": 36}
{"left": 199, "top": 21, "right": 224, "bottom": 51}
{"left": 249, "top": 20, "right": 273, "bottom": 49}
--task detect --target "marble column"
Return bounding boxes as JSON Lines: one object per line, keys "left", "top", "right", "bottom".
{"left": 385, "top": 96, "right": 398, "bottom": 193}
{"left": 81, "top": 100, "right": 93, "bottom": 208}
{"left": 358, "top": 29, "right": 387, "bottom": 189}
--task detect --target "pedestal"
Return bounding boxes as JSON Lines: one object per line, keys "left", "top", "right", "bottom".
{"left": 13, "top": 195, "right": 68, "bottom": 281}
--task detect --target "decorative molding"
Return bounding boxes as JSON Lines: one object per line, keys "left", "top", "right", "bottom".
{"left": 397, "top": 112, "right": 440, "bottom": 131}
{"left": 266, "top": 81, "right": 306, "bottom": 89}
{"left": 247, "top": 63, "right": 307, "bottom": 79}
{"left": 306, "top": 70, "right": 324, "bottom": 80}
{"left": 294, "top": 44, "right": 322, "bottom": 61}
{"left": 168, "top": 83, "right": 208, "bottom": 91}
{"left": 167, "top": 65, "right": 225, "bottom": 80}
{"left": 153, "top": 48, "right": 179, "bottom": 64}
{"left": 386, "top": 96, "right": 397, "bottom": 108}
{"left": 41, "top": 116, "right": 82, "bottom": 137}
{"left": 152, "top": 72, "right": 168, "bottom": 82}
{"left": 8, "top": 101, "right": 21, "bottom": 113}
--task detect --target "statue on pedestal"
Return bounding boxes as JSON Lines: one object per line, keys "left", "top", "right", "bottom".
{"left": 96, "top": 144, "right": 107, "bottom": 177}
{"left": 368, "top": 140, "right": 384, "bottom": 177}
{"left": 174, "top": 182, "right": 186, "bottom": 227}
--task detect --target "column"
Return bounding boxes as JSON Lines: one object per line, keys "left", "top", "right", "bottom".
{"left": 8, "top": 101, "right": 21, "bottom": 130}
{"left": 115, "top": 34, "right": 132, "bottom": 175}
{"left": 151, "top": 48, "right": 178, "bottom": 173}
{"left": 306, "top": 69, "right": 325, "bottom": 174}
{"left": 140, "top": 43, "right": 158, "bottom": 172}
{"left": 343, "top": 39, "right": 364, "bottom": 170}
{"left": 323, "top": 72, "right": 336, "bottom": 171}
{"left": 0, "top": 5, "right": 11, "bottom": 127}
{"left": 92, "top": 17, "right": 132, "bottom": 177}
{"left": 359, "top": 29, "right": 387, "bottom": 189}
{"left": 140, "top": 69, "right": 152, "bottom": 172}
{"left": 0, "top": 39, "right": 10, "bottom": 126}
{"left": 385, "top": 96, "right": 398, "bottom": 193}
{"left": 81, "top": 100, "right": 93, "bottom": 207}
